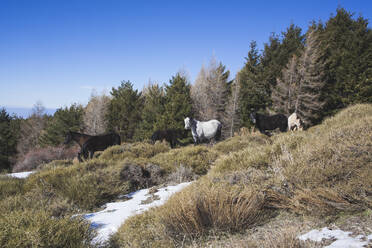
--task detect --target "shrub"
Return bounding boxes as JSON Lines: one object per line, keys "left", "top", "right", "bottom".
{"left": 120, "top": 163, "right": 165, "bottom": 190}
{"left": 158, "top": 182, "right": 272, "bottom": 240}
{"left": 109, "top": 210, "right": 172, "bottom": 248}
{"left": 24, "top": 162, "right": 130, "bottom": 210}
{"left": 0, "top": 210, "right": 95, "bottom": 248}
{"left": 13, "top": 146, "right": 79, "bottom": 172}
{"left": 0, "top": 178, "right": 24, "bottom": 198}
{"left": 99, "top": 142, "right": 170, "bottom": 161}
{"left": 167, "top": 165, "right": 196, "bottom": 184}
{"left": 212, "top": 132, "right": 270, "bottom": 155}
{"left": 151, "top": 145, "right": 219, "bottom": 175}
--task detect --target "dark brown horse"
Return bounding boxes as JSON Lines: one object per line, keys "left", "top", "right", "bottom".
{"left": 64, "top": 131, "right": 93, "bottom": 162}
{"left": 64, "top": 131, "right": 121, "bottom": 162}
{"left": 81, "top": 133, "right": 121, "bottom": 159}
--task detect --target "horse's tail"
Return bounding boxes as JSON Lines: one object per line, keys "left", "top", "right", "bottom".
{"left": 215, "top": 123, "right": 222, "bottom": 141}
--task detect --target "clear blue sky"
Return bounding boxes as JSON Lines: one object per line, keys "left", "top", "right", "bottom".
{"left": 0, "top": 0, "right": 371, "bottom": 109}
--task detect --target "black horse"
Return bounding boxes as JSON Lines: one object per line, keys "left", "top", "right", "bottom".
{"left": 64, "top": 131, "right": 120, "bottom": 161}
{"left": 250, "top": 112, "right": 287, "bottom": 136}
{"left": 81, "top": 133, "right": 121, "bottom": 160}
{"left": 150, "top": 129, "right": 185, "bottom": 148}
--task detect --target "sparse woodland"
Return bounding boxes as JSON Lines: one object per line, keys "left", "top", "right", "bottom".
{"left": 0, "top": 8, "right": 371, "bottom": 248}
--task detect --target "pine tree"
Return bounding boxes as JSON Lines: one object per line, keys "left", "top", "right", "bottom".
{"left": 0, "top": 108, "right": 18, "bottom": 171}
{"left": 319, "top": 8, "right": 372, "bottom": 115}
{"left": 134, "top": 82, "right": 166, "bottom": 140}
{"left": 261, "top": 24, "right": 304, "bottom": 90}
{"left": 106, "top": 81, "right": 143, "bottom": 141}
{"left": 238, "top": 41, "right": 269, "bottom": 126}
{"left": 39, "top": 104, "right": 84, "bottom": 146}
{"left": 162, "top": 73, "right": 193, "bottom": 131}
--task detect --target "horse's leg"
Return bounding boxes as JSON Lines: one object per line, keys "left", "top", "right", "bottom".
{"left": 89, "top": 150, "right": 94, "bottom": 159}
{"left": 77, "top": 151, "right": 83, "bottom": 162}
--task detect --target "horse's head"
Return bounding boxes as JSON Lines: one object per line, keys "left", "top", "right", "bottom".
{"left": 184, "top": 117, "right": 191, "bottom": 129}
{"left": 249, "top": 112, "right": 256, "bottom": 124}
{"left": 64, "top": 132, "right": 72, "bottom": 144}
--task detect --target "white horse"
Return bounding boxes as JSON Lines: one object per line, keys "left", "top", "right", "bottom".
{"left": 184, "top": 117, "right": 222, "bottom": 144}
{"left": 288, "top": 112, "right": 303, "bottom": 131}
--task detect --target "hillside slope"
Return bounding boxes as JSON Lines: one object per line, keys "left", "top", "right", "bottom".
{"left": 0, "top": 104, "right": 371, "bottom": 247}
{"left": 110, "top": 104, "right": 372, "bottom": 247}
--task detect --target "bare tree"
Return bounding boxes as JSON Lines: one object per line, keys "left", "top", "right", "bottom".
{"left": 17, "top": 101, "right": 49, "bottom": 158}
{"left": 191, "top": 57, "right": 230, "bottom": 121}
{"left": 191, "top": 65, "right": 211, "bottom": 119}
{"left": 225, "top": 76, "right": 241, "bottom": 137}
{"left": 272, "top": 55, "right": 301, "bottom": 115}
{"left": 297, "top": 28, "right": 325, "bottom": 126}
{"left": 83, "top": 92, "right": 110, "bottom": 135}
{"left": 272, "top": 28, "right": 325, "bottom": 127}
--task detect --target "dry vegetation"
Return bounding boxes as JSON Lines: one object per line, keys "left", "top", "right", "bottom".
{"left": 110, "top": 104, "right": 372, "bottom": 247}
{"left": 0, "top": 104, "right": 371, "bottom": 247}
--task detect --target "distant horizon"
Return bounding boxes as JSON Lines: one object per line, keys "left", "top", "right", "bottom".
{"left": 3, "top": 106, "right": 57, "bottom": 118}
{"left": 1, "top": 0, "right": 371, "bottom": 108}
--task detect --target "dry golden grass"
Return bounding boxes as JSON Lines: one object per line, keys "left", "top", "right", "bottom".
{"left": 157, "top": 180, "right": 274, "bottom": 241}
{"left": 109, "top": 210, "right": 173, "bottom": 248}
{"left": 112, "top": 104, "right": 372, "bottom": 246}
{"left": 99, "top": 141, "right": 170, "bottom": 161}
{"left": 150, "top": 145, "right": 219, "bottom": 175}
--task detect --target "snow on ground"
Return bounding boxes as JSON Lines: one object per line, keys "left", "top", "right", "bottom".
{"left": 299, "top": 227, "right": 372, "bottom": 248}
{"left": 84, "top": 181, "right": 192, "bottom": 244}
{"left": 6, "top": 171, "right": 35, "bottom": 179}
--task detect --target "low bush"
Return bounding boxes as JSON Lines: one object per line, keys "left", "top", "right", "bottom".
{"left": 99, "top": 142, "right": 170, "bottom": 161}
{"left": 24, "top": 161, "right": 130, "bottom": 210}
{"left": 212, "top": 132, "right": 270, "bottom": 155}
{"left": 0, "top": 210, "right": 95, "bottom": 248}
{"left": 110, "top": 210, "right": 172, "bottom": 248}
{"left": 0, "top": 178, "right": 25, "bottom": 199}
{"left": 151, "top": 145, "right": 219, "bottom": 175}
{"left": 158, "top": 181, "right": 272, "bottom": 240}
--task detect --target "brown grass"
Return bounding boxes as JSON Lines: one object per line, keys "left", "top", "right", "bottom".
{"left": 111, "top": 104, "right": 372, "bottom": 246}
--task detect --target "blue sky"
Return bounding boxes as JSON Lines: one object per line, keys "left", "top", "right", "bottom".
{"left": 0, "top": 0, "right": 371, "bottom": 109}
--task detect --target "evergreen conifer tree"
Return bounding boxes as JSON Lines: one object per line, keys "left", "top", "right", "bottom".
{"left": 0, "top": 108, "right": 18, "bottom": 171}
{"left": 106, "top": 81, "right": 143, "bottom": 141}
{"left": 238, "top": 41, "right": 269, "bottom": 126}
{"left": 39, "top": 104, "right": 84, "bottom": 146}
{"left": 319, "top": 8, "right": 372, "bottom": 115}
{"left": 162, "top": 73, "right": 193, "bottom": 131}
{"left": 134, "top": 82, "right": 166, "bottom": 140}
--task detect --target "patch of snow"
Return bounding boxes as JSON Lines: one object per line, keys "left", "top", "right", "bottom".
{"left": 84, "top": 182, "right": 192, "bottom": 244}
{"left": 7, "top": 171, "right": 35, "bottom": 179}
{"left": 299, "top": 227, "right": 371, "bottom": 248}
